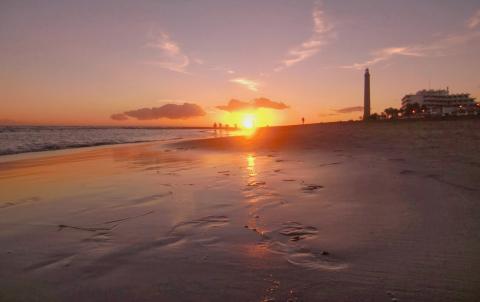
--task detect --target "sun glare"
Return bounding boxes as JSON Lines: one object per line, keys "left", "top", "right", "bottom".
{"left": 242, "top": 114, "right": 255, "bottom": 129}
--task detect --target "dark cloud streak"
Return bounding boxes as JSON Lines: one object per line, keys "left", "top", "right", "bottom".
{"left": 335, "top": 106, "right": 363, "bottom": 113}
{"left": 110, "top": 113, "right": 128, "bottom": 121}
{"left": 0, "top": 119, "right": 17, "bottom": 125}
{"left": 111, "top": 103, "right": 206, "bottom": 121}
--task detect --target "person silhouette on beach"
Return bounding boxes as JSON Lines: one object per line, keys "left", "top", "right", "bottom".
{"left": 302, "top": 117, "right": 305, "bottom": 125}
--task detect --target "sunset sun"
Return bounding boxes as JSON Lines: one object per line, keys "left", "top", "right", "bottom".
{"left": 242, "top": 114, "right": 255, "bottom": 129}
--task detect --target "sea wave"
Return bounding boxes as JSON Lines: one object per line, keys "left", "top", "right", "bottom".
{"left": 0, "top": 139, "right": 155, "bottom": 156}
{"left": 0, "top": 126, "right": 213, "bottom": 156}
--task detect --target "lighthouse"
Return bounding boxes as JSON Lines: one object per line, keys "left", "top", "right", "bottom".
{"left": 363, "top": 68, "right": 371, "bottom": 120}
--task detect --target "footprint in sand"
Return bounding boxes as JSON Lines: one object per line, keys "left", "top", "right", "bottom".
{"left": 301, "top": 184, "right": 323, "bottom": 192}
{"left": 260, "top": 222, "right": 348, "bottom": 271}
{"left": 317, "top": 162, "right": 342, "bottom": 167}
{"left": 285, "top": 250, "right": 347, "bottom": 271}
{"left": 279, "top": 221, "right": 318, "bottom": 241}
{"left": 247, "top": 181, "right": 267, "bottom": 187}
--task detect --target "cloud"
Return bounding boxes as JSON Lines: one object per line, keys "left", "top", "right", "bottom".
{"left": 110, "top": 113, "right": 129, "bottom": 121}
{"left": 318, "top": 113, "right": 338, "bottom": 117}
{"left": 467, "top": 10, "right": 480, "bottom": 29}
{"left": 145, "top": 31, "right": 191, "bottom": 73}
{"left": 335, "top": 106, "right": 363, "bottom": 113}
{"left": 440, "top": 30, "right": 480, "bottom": 45}
{"left": 216, "top": 99, "right": 251, "bottom": 112}
{"left": 193, "top": 58, "right": 204, "bottom": 65}
{"left": 216, "top": 98, "right": 289, "bottom": 112}
{"left": 275, "top": 2, "right": 334, "bottom": 71}
{"left": 111, "top": 103, "right": 206, "bottom": 121}
{"left": 229, "top": 78, "right": 260, "bottom": 91}
{"left": 343, "top": 30, "right": 480, "bottom": 70}
{"left": 318, "top": 106, "right": 363, "bottom": 117}
{"left": 254, "top": 97, "right": 289, "bottom": 110}
{"left": 342, "top": 47, "right": 425, "bottom": 70}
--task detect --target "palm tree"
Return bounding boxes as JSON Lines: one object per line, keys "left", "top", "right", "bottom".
{"left": 384, "top": 107, "right": 400, "bottom": 119}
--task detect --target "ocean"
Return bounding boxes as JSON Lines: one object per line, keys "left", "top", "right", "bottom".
{"left": 0, "top": 126, "right": 216, "bottom": 156}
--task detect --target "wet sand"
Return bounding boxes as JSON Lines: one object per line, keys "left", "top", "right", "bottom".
{"left": 1, "top": 120, "right": 480, "bottom": 301}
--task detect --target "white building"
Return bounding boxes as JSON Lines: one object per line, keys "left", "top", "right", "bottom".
{"left": 401, "top": 89, "right": 477, "bottom": 116}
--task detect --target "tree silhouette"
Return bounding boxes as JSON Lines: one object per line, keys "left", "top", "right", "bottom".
{"left": 403, "top": 103, "right": 421, "bottom": 116}
{"left": 384, "top": 107, "right": 400, "bottom": 119}
{"left": 368, "top": 113, "right": 380, "bottom": 120}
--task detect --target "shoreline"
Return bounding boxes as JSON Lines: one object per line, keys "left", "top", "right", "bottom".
{"left": 0, "top": 139, "right": 157, "bottom": 159}
{"left": 0, "top": 128, "right": 218, "bottom": 159}
{"left": 2, "top": 117, "right": 478, "bottom": 159}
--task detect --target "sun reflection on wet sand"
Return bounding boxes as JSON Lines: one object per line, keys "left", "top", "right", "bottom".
{"left": 243, "top": 152, "right": 272, "bottom": 248}
{"left": 246, "top": 153, "right": 256, "bottom": 178}
{"left": 244, "top": 242, "right": 269, "bottom": 259}
{"left": 0, "top": 143, "right": 199, "bottom": 214}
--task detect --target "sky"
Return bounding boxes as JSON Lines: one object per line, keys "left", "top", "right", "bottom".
{"left": 1, "top": 0, "right": 479, "bottom": 126}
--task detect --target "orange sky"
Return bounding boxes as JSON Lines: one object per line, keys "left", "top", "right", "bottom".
{"left": 1, "top": 0, "right": 479, "bottom": 126}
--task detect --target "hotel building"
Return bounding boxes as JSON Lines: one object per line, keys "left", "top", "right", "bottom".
{"left": 401, "top": 89, "right": 477, "bottom": 116}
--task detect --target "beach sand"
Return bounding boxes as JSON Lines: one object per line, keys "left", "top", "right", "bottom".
{"left": 1, "top": 119, "right": 480, "bottom": 301}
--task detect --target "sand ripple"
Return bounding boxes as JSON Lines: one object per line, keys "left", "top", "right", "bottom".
{"left": 168, "top": 215, "right": 229, "bottom": 235}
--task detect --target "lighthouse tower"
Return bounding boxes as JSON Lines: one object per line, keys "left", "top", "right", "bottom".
{"left": 363, "top": 68, "right": 371, "bottom": 120}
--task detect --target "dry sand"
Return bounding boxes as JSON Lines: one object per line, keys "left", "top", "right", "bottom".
{"left": 1, "top": 119, "right": 480, "bottom": 301}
